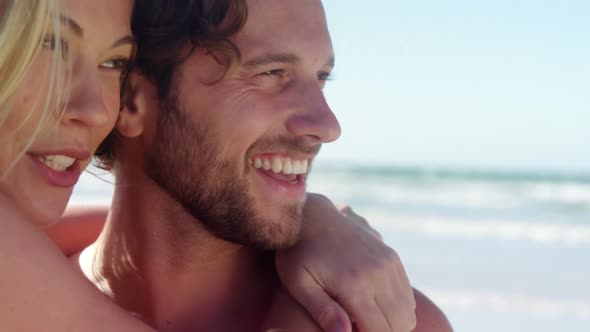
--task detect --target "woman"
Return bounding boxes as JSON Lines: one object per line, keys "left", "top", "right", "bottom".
{"left": 0, "top": 0, "right": 415, "bottom": 331}
{"left": 0, "top": 0, "right": 157, "bottom": 330}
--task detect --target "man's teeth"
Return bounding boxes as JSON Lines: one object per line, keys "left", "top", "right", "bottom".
{"left": 38, "top": 155, "right": 76, "bottom": 172}
{"left": 251, "top": 156, "right": 309, "bottom": 175}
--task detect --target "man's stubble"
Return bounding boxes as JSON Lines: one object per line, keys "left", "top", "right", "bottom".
{"left": 144, "top": 91, "right": 303, "bottom": 250}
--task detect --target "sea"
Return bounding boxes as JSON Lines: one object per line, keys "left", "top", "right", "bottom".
{"left": 70, "top": 164, "right": 590, "bottom": 332}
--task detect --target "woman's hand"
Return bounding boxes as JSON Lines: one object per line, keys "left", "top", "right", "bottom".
{"left": 275, "top": 193, "right": 416, "bottom": 332}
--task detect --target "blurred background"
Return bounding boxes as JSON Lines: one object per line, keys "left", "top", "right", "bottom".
{"left": 314, "top": 0, "right": 590, "bottom": 331}
{"left": 71, "top": 0, "right": 589, "bottom": 331}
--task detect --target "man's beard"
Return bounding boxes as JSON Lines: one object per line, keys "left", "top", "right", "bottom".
{"left": 144, "top": 93, "right": 303, "bottom": 250}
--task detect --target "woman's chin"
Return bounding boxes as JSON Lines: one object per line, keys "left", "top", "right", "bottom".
{"left": 18, "top": 192, "right": 72, "bottom": 229}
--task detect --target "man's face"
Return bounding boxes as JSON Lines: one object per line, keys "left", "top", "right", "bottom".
{"left": 145, "top": 0, "right": 340, "bottom": 249}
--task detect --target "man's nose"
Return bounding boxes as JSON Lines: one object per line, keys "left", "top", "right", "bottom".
{"left": 60, "top": 65, "right": 111, "bottom": 128}
{"left": 286, "top": 83, "right": 341, "bottom": 144}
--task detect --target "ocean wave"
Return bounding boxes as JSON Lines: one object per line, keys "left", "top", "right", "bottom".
{"left": 527, "top": 183, "right": 590, "bottom": 206}
{"left": 423, "top": 288, "right": 590, "bottom": 320}
{"left": 366, "top": 182, "right": 525, "bottom": 209}
{"left": 314, "top": 165, "right": 590, "bottom": 185}
{"left": 311, "top": 173, "right": 590, "bottom": 211}
{"left": 369, "top": 214, "right": 590, "bottom": 246}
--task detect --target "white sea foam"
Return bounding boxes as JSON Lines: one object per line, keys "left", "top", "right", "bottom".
{"left": 527, "top": 183, "right": 590, "bottom": 205}
{"left": 369, "top": 214, "right": 590, "bottom": 246}
{"left": 424, "top": 288, "right": 590, "bottom": 320}
{"left": 373, "top": 182, "right": 523, "bottom": 209}
{"left": 311, "top": 169, "right": 590, "bottom": 211}
{"left": 312, "top": 179, "right": 525, "bottom": 209}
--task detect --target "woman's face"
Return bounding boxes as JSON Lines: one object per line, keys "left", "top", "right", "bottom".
{"left": 0, "top": 0, "right": 134, "bottom": 226}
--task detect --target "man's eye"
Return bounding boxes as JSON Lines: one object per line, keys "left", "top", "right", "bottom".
{"left": 255, "top": 69, "right": 285, "bottom": 78}
{"left": 318, "top": 71, "right": 333, "bottom": 81}
{"left": 101, "top": 58, "right": 131, "bottom": 72}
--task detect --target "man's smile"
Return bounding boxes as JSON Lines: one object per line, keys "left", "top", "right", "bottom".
{"left": 250, "top": 154, "right": 309, "bottom": 175}
{"left": 249, "top": 154, "right": 311, "bottom": 200}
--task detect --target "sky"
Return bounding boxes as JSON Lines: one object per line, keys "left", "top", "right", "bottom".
{"left": 319, "top": 0, "right": 589, "bottom": 173}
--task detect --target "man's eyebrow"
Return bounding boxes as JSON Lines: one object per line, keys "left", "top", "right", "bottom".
{"left": 242, "top": 53, "right": 300, "bottom": 67}
{"left": 59, "top": 15, "right": 83, "bottom": 36}
{"left": 243, "top": 53, "right": 336, "bottom": 71}
{"left": 111, "top": 35, "right": 136, "bottom": 49}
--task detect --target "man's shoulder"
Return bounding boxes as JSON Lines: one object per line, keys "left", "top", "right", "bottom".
{"left": 261, "top": 286, "right": 321, "bottom": 331}
{"left": 413, "top": 288, "right": 453, "bottom": 332}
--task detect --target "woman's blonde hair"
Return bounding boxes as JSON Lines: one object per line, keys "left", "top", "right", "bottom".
{"left": 0, "top": 0, "right": 69, "bottom": 175}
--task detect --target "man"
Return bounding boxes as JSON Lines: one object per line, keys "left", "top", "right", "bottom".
{"left": 76, "top": 0, "right": 452, "bottom": 331}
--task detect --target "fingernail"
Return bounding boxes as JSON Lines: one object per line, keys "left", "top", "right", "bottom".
{"left": 335, "top": 320, "right": 348, "bottom": 332}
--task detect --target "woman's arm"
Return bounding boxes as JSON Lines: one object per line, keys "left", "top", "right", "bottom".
{"left": 262, "top": 288, "right": 453, "bottom": 332}
{"left": 51, "top": 196, "right": 448, "bottom": 332}
{"left": 271, "top": 194, "right": 451, "bottom": 332}
{"left": 0, "top": 197, "right": 155, "bottom": 332}
{"left": 44, "top": 206, "right": 108, "bottom": 256}
{"left": 274, "top": 193, "right": 417, "bottom": 332}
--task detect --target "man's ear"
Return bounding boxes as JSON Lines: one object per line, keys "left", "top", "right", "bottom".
{"left": 116, "top": 71, "right": 158, "bottom": 138}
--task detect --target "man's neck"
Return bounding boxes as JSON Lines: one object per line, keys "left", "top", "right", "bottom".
{"left": 78, "top": 175, "right": 279, "bottom": 332}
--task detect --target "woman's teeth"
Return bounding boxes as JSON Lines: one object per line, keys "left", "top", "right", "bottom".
{"left": 252, "top": 156, "right": 309, "bottom": 175}
{"left": 38, "top": 155, "right": 76, "bottom": 172}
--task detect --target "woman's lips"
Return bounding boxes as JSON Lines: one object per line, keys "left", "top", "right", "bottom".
{"left": 29, "top": 154, "right": 84, "bottom": 188}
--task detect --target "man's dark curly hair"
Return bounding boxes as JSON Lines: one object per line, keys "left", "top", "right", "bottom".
{"left": 95, "top": 0, "right": 247, "bottom": 169}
